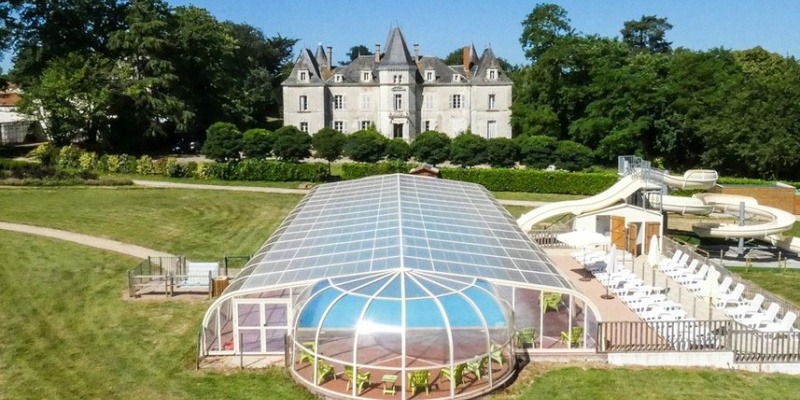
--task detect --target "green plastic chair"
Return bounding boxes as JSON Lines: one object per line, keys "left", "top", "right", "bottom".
{"left": 440, "top": 363, "right": 466, "bottom": 386}
{"left": 542, "top": 292, "right": 562, "bottom": 313}
{"left": 560, "top": 326, "right": 584, "bottom": 347}
{"left": 516, "top": 328, "right": 537, "bottom": 348}
{"left": 316, "top": 361, "right": 334, "bottom": 385}
{"left": 407, "top": 370, "right": 430, "bottom": 395}
{"left": 298, "top": 341, "right": 316, "bottom": 364}
{"left": 344, "top": 365, "right": 371, "bottom": 394}
{"left": 466, "top": 356, "right": 488, "bottom": 380}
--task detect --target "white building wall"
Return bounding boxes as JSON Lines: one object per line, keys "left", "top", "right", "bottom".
{"left": 283, "top": 86, "right": 326, "bottom": 134}
{"left": 471, "top": 84, "right": 512, "bottom": 139}
{"left": 327, "top": 85, "right": 379, "bottom": 134}
{"left": 423, "top": 85, "right": 471, "bottom": 138}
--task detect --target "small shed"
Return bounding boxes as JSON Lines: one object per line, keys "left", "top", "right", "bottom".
{"left": 409, "top": 164, "right": 440, "bottom": 178}
{"left": 573, "top": 203, "right": 662, "bottom": 256}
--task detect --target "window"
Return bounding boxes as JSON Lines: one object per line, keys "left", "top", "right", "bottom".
{"left": 424, "top": 120, "right": 431, "bottom": 131}
{"left": 361, "top": 71, "right": 371, "bottom": 82}
{"left": 299, "top": 70, "right": 308, "bottom": 82}
{"left": 487, "top": 69, "right": 497, "bottom": 81}
{"left": 393, "top": 74, "right": 403, "bottom": 84}
{"left": 333, "top": 74, "right": 343, "bottom": 83}
{"left": 334, "top": 121, "right": 345, "bottom": 132}
{"left": 300, "top": 122, "right": 308, "bottom": 132}
{"left": 333, "top": 95, "right": 345, "bottom": 110}
{"left": 361, "top": 95, "right": 370, "bottom": 110}
{"left": 486, "top": 120, "right": 497, "bottom": 138}
{"left": 424, "top": 95, "right": 433, "bottom": 110}
{"left": 360, "top": 121, "right": 371, "bottom": 130}
{"left": 488, "top": 94, "right": 496, "bottom": 110}
{"left": 299, "top": 95, "right": 308, "bottom": 111}
{"left": 425, "top": 70, "right": 435, "bottom": 82}
{"left": 393, "top": 94, "right": 403, "bottom": 111}
{"left": 451, "top": 94, "right": 462, "bottom": 109}
{"left": 393, "top": 124, "right": 403, "bottom": 139}
{"left": 452, "top": 74, "right": 463, "bottom": 82}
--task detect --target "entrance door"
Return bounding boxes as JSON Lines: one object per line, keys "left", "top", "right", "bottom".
{"left": 611, "top": 216, "right": 625, "bottom": 248}
{"left": 234, "top": 300, "right": 289, "bottom": 354}
{"left": 644, "top": 222, "right": 660, "bottom": 253}
{"left": 627, "top": 223, "right": 639, "bottom": 256}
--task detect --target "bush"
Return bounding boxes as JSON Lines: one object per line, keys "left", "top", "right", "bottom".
{"left": 272, "top": 126, "right": 312, "bottom": 162}
{"left": 450, "top": 132, "right": 487, "bottom": 167}
{"left": 202, "top": 122, "right": 243, "bottom": 162}
{"left": 439, "top": 168, "right": 617, "bottom": 195}
{"left": 344, "top": 129, "right": 387, "bottom": 163}
{"left": 554, "top": 140, "right": 594, "bottom": 171}
{"left": 485, "top": 138, "right": 519, "bottom": 168}
{"left": 312, "top": 127, "right": 346, "bottom": 163}
{"left": 194, "top": 162, "right": 210, "bottom": 179}
{"left": 341, "top": 162, "right": 415, "bottom": 180}
{"left": 231, "top": 159, "right": 329, "bottom": 182}
{"left": 242, "top": 128, "right": 273, "bottom": 159}
{"left": 57, "top": 145, "right": 83, "bottom": 169}
{"left": 185, "top": 161, "right": 198, "bottom": 177}
{"left": 411, "top": 131, "right": 451, "bottom": 166}
{"left": 203, "top": 162, "right": 237, "bottom": 180}
{"left": 385, "top": 138, "right": 411, "bottom": 161}
{"left": 136, "top": 155, "right": 155, "bottom": 175}
{"left": 105, "top": 155, "right": 122, "bottom": 173}
{"left": 27, "top": 143, "right": 59, "bottom": 166}
{"left": 117, "top": 154, "right": 136, "bottom": 174}
{"left": 78, "top": 152, "right": 98, "bottom": 172}
{"left": 165, "top": 157, "right": 187, "bottom": 177}
{"left": 519, "top": 135, "right": 558, "bottom": 169}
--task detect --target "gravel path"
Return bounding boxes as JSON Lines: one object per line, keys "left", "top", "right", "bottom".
{"left": 0, "top": 222, "right": 174, "bottom": 259}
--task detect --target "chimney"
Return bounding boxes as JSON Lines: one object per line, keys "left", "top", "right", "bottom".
{"left": 374, "top": 44, "right": 381, "bottom": 63}
{"left": 326, "top": 46, "right": 332, "bottom": 70}
{"left": 462, "top": 46, "right": 470, "bottom": 75}
{"left": 413, "top": 44, "right": 419, "bottom": 62}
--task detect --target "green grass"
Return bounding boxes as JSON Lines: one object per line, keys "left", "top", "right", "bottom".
{"left": 504, "top": 205, "right": 532, "bottom": 219}
{"left": 784, "top": 221, "right": 800, "bottom": 238}
{"left": 495, "top": 365, "right": 800, "bottom": 399}
{"left": 728, "top": 267, "right": 800, "bottom": 306}
{"left": 112, "top": 173, "right": 310, "bottom": 189}
{"left": 0, "top": 187, "right": 303, "bottom": 259}
{"left": 0, "top": 231, "right": 315, "bottom": 400}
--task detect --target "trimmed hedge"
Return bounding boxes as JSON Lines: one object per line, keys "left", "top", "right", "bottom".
{"left": 341, "top": 162, "right": 415, "bottom": 180}
{"left": 204, "top": 159, "right": 329, "bottom": 182}
{"left": 0, "top": 177, "right": 133, "bottom": 186}
{"left": 439, "top": 168, "right": 617, "bottom": 195}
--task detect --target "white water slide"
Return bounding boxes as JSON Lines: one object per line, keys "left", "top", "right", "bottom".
{"left": 516, "top": 169, "right": 718, "bottom": 231}
{"left": 687, "top": 194, "right": 796, "bottom": 238}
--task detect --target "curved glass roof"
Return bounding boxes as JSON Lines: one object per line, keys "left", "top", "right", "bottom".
{"left": 225, "top": 174, "right": 573, "bottom": 295}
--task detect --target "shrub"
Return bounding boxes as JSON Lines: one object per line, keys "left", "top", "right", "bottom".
{"left": 272, "top": 126, "right": 312, "bottom": 162}
{"left": 194, "top": 162, "right": 210, "bottom": 179}
{"left": 242, "top": 128, "right": 273, "bottom": 159}
{"left": 184, "top": 161, "right": 198, "bottom": 177}
{"left": 136, "top": 155, "right": 155, "bottom": 174}
{"left": 519, "top": 135, "right": 558, "bottom": 169}
{"left": 78, "top": 152, "right": 98, "bottom": 172}
{"left": 341, "top": 161, "right": 415, "bottom": 180}
{"left": 203, "top": 162, "right": 237, "bottom": 180}
{"left": 312, "top": 127, "right": 346, "bottom": 163}
{"left": 344, "top": 129, "right": 387, "bottom": 163}
{"left": 116, "top": 154, "right": 136, "bottom": 174}
{"left": 202, "top": 122, "right": 243, "bottom": 162}
{"left": 232, "top": 159, "right": 329, "bottom": 182}
{"left": 105, "top": 155, "right": 121, "bottom": 173}
{"left": 27, "top": 143, "right": 59, "bottom": 166}
{"left": 450, "top": 132, "right": 487, "bottom": 167}
{"left": 57, "top": 145, "right": 83, "bottom": 169}
{"left": 554, "top": 140, "right": 594, "bottom": 171}
{"left": 165, "top": 157, "right": 187, "bottom": 177}
{"left": 485, "top": 138, "right": 519, "bottom": 168}
{"left": 439, "top": 168, "right": 617, "bottom": 195}
{"left": 411, "top": 130, "right": 451, "bottom": 166}
{"left": 385, "top": 138, "right": 411, "bottom": 161}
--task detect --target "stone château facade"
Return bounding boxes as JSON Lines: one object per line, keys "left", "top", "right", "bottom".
{"left": 282, "top": 28, "right": 512, "bottom": 141}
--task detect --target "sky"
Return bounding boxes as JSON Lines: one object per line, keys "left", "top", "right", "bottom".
{"left": 3, "top": 0, "right": 800, "bottom": 71}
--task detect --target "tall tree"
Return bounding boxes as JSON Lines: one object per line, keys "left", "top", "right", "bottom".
{"left": 519, "top": 3, "right": 574, "bottom": 63}
{"left": 621, "top": 15, "right": 673, "bottom": 54}
{"left": 344, "top": 45, "right": 372, "bottom": 63}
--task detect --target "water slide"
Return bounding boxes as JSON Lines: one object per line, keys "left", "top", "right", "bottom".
{"left": 516, "top": 169, "right": 717, "bottom": 231}
{"left": 688, "top": 193, "right": 796, "bottom": 238}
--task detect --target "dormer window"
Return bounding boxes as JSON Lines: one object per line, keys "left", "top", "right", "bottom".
{"left": 333, "top": 74, "right": 343, "bottom": 83}
{"left": 452, "top": 74, "right": 463, "bottom": 83}
{"left": 487, "top": 69, "right": 498, "bottom": 81}
{"left": 361, "top": 70, "right": 371, "bottom": 82}
{"left": 425, "top": 70, "right": 435, "bottom": 82}
{"left": 393, "top": 74, "right": 404, "bottom": 84}
{"left": 299, "top": 70, "right": 309, "bottom": 82}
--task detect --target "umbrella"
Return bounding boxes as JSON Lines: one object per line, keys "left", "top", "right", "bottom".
{"left": 557, "top": 230, "right": 610, "bottom": 248}
{"left": 601, "top": 244, "right": 618, "bottom": 299}
{"left": 646, "top": 235, "right": 661, "bottom": 267}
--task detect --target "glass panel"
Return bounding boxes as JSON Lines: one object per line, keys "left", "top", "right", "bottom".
{"left": 240, "top": 329, "right": 261, "bottom": 353}
{"left": 238, "top": 303, "right": 261, "bottom": 327}
{"left": 406, "top": 299, "right": 444, "bottom": 328}
{"left": 264, "top": 329, "right": 285, "bottom": 352}
{"left": 264, "top": 304, "right": 287, "bottom": 327}
{"left": 322, "top": 295, "right": 368, "bottom": 329}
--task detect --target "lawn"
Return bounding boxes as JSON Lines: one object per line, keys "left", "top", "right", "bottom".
{"left": 728, "top": 267, "right": 800, "bottom": 306}
{"left": 0, "top": 187, "right": 302, "bottom": 259}
{"left": 111, "top": 173, "right": 309, "bottom": 189}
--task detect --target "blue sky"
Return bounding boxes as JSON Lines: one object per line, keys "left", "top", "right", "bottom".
{"left": 3, "top": 1, "right": 800, "bottom": 71}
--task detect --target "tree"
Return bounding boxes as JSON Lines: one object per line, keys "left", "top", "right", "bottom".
{"left": 485, "top": 138, "right": 519, "bottom": 168}
{"left": 242, "top": 128, "right": 273, "bottom": 158}
{"left": 449, "top": 132, "right": 487, "bottom": 167}
{"left": 411, "top": 131, "right": 451, "bottom": 166}
{"left": 344, "top": 129, "right": 387, "bottom": 162}
{"left": 553, "top": 140, "right": 593, "bottom": 171}
{"left": 519, "top": 135, "right": 557, "bottom": 169}
{"left": 201, "top": 122, "right": 242, "bottom": 162}
{"left": 385, "top": 138, "right": 411, "bottom": 161}
{"left": 520, "top": 3, "right": 574, "bottom": 62}
{"left": 344, "top": 45, "right": 372, "bottom": 63}
{"left": 312, "top": 127, "right": 346, "bottom": 164}
{"left": 621, "top": 15, "right": 673, "bottom": 54}
{"left": 271, "top": 125, "right": 311, "bottom": 162}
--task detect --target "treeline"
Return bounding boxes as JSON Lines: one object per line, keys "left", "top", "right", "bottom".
{"left": 513, "top": 4, "right": 800, "bottom": 180}
{"left": 0, "top": 0, "right": 296, "bottom": 152}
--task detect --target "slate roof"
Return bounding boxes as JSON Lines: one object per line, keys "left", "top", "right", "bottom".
{"left": 282, "top": 48, "right": 325, "bottom": 85}
{"left": 379, "top": 27, "right": 416, "bottom": 68}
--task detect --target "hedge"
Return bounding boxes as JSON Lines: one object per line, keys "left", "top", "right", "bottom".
{"left": 341, "top": 162, "right": 415, "bottom": 180}
{"left": 204, "top": 159, "right": 329, "bottom": 182}
{"left": 439, "top": 168, "right": 618, "bottom": 195}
